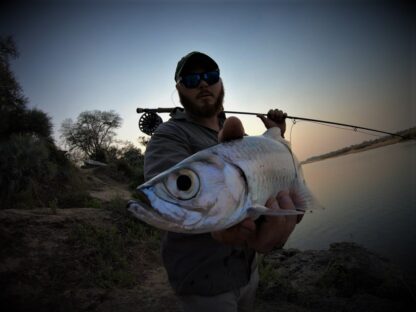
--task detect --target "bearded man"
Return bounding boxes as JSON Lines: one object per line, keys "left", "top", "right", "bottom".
{"left": 144, "top": 51, "right": 300, "bottom": 312}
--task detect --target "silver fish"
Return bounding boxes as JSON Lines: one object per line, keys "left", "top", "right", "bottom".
{"left": 128, "top": 128, "right": 320, "bottom": 233}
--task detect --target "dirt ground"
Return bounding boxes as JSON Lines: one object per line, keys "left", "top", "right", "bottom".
{"left": 0, "top": 166, "right": 183, "bottom": 312}
{"left": 0, "top": 207, "right": 182, "bottom": 312}
{"left": 1, "top": 167, "right": 414, "bottom": 312}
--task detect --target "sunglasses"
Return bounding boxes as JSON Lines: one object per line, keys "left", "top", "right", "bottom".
{"left": 179, "top": 71, "right": 220, "bottom": 89}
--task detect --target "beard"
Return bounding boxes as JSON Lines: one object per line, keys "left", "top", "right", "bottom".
{"left": 179, "top": 86, "right": 225, "bottom": 118}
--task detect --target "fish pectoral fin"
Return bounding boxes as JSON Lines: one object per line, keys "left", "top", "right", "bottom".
{"left": 248, "top": 205, "right": 305, "bottom": 218}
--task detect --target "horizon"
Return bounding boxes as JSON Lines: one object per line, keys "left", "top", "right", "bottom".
{"left": 1, "top": 0, "right": 414, "bottom": 161}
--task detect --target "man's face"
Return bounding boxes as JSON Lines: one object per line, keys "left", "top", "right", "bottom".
{"left": 176, "top": 67, "right": 224, "bottom": 118}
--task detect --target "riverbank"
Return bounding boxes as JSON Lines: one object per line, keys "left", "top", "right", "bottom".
{"left": 1, "top": 207, "right": 414, "bottom": 312}
{"left": 257, "top": 242, "right": 415, "bottom": 311}
{"left": 1, "top": 167, "right": 414, "bottom": 311}
{"left": 301, "top": 126, "right": 416, "bottom": 165}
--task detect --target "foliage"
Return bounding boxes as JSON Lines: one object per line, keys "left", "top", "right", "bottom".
{"left": 0, "top": 36, "right": 91, "bottom": 209}
{"left": 257, "top": 254, "right": 288, "bottom": 300}
{"left": 68, "top": 197, "right": 161, "bottom": 288}
{"left": 0, "top": 36, "right": 25, "bottom": 113}
{"left": 138, "top": 135, "right": 150, "bottom": 147}
{"left": 0, "top": 134, "right": 52, "bottom": 208}
{"left": 70, "top": 223, "right": 135, "bottom": 288}
{"left": 0, "top": 36, "right": 53, "bottom": 141}
{"left": 106, "top": 196, "right": 161, "bottom": 249}
{"left": 104, "top": 143, "right": 145, "bottom": 187}
{"left": 117, "top": 145, "right": 144, "bottom": 184}
{"left": 60, "top": 110, "right": 122, "bottom": 161}
{"left": 0, "top": 133, "right": 94, "bottom": 209}
{"left": 22, "top": 108, "right": 53, "bottom": 139}
{"left": 0, "top": 36, "right": 142, "bottom": 209}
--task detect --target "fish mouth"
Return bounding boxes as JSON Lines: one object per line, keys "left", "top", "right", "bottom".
{"left": 134, "top": 189, "right": 187, "bottom": 222}
{"left": 135, "top": 190, "right": 153, "bottom": 209}
{"left": 130, "top": 190, "right": 167, "bottom": 221}
{"left": 130, "top": 189, "right": 203, "bottom": 231}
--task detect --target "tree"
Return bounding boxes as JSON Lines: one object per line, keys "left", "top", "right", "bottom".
{"left": 0, "top": 36, "right": 52, "bottom": 141}
{"left": 0, "top": 36, "right": 27, "bottom": 139}
{"left": 0, "top": 36, "right": 80, "bottom": 209}
{"left": 61, "top": 110, "right": 122, "bottom": 161}
{"left": 119, "top": 143, "right": 143, "bottom": 168}
{"left": 138, "top": 135, "right": 150, "bottom": 147}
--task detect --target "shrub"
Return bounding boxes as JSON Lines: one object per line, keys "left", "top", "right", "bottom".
{"left": 0, "top": 134, "right": 53, "bottom": 208}
{"left": 0, "top": 134, "right": 92, "bottom": 209}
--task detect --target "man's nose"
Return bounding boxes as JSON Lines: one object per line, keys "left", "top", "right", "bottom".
{"left": 198, "top": 79, "right": 209, "bottom": 88}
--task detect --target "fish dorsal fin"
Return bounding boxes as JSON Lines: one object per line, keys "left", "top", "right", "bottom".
{"left": 263, "top": 127, "right": 291, "bottom": 147}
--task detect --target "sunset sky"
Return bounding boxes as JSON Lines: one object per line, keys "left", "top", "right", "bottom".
{"left": 1, "top": 0, "right": 414, "bottom": 161}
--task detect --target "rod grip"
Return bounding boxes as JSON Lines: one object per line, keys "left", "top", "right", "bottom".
{"left": 136, "top": 107, "right": 175, "bottom": 114}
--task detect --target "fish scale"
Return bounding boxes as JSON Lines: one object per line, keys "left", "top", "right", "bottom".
{"left": 212, "top": 135, "right": 297, "bottom": 204}
{"left": 128, "top": 127, "right": 320, "bottom": 233}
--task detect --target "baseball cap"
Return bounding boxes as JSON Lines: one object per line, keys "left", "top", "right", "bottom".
{"left": 174, "top": 51, "right": 219, "bottom": 82}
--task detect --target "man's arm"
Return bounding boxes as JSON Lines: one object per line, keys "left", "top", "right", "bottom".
{"left": 144, "top": 125, "right": 191, "bottom": 181}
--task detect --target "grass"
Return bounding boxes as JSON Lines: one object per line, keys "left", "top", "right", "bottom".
{"left": 70, "top": 222, "right": 135, "bottom": 288}
{"left": 68, "top": 195, "right": 162, "bottom": 289}
{"left": 257, "top": 255, "right": 286, "bottom": 300}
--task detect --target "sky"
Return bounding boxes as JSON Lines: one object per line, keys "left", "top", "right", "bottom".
{"left": 1, "top": 0, "right": 414, "bottom": 161}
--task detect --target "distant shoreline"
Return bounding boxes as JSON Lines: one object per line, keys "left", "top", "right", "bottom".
{"left": 300, "top": 127, "right": 416, "bottom": 165}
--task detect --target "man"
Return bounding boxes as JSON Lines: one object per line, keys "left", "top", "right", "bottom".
{"left": 144, "top": 51, "right": 301, "bottom": 312}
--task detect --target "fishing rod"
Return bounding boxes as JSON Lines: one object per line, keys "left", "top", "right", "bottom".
{"left": 136, "top": 107, "right": 409, "bottom": 139}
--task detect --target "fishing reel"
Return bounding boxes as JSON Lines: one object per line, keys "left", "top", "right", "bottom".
{"left": 138, "top": 111, "right": 163, "bottom": 136}
{"left": 137, "top": 107, "right": 179, "bottom": 135}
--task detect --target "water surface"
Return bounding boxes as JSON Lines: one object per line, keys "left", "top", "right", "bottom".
{"left": 286, "top": 141, "right": 416, "bottom": 277}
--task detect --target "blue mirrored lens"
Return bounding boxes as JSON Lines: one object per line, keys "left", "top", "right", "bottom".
{"left": 182, "top": 74, "right": 201, "bottom": 88}
{"left": 181, "top": 71, "right": 220, "bottom": 88}
{"left": 203, "top": 71, "right": 220, "bottom": 85}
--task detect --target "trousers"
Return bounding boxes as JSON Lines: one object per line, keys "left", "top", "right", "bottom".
{"left": 178, "top": 257, "right": 259, "bottom": 312}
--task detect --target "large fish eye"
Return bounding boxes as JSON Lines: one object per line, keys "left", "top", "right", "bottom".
{"left": 177, "top": 175, "right": 192, "bottom": 191}
{"left": 164, "top": 169, "right": 200, "bottom": 200}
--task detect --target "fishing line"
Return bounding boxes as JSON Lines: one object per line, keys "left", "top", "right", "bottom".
{"left": 289, "top": 118, "right": 297, "bottom": 145}
{"left": 170, "top": 88, "right": 177, "bottom": 107}
{"left": 305, "top": 121, "right": 382, "bottom": 138}
{"left": 287, "top": 118, "right": 382, "bottom": 151}
{"left": 135, "top": 107, "right": 410, "bottom": 140}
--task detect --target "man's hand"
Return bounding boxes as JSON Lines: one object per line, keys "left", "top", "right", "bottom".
{"left": 257, "top": 109, "right": 287, "bottom": 138}
{"left": 247, "top": 190, "right": 301, "bottom": 253}
{"left": 218, "top": 116, "right": 245, "bottom": 142}
{"left": 211, "top": 191, "right": 302, "bottom": 249}
{"left": 212, "top": 115, "right": 302, "bottom": 248}
{"left": 211, "top": 217, "right": 256, "bottom": 246}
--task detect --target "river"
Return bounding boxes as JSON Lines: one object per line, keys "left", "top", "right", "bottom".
{"left": 286, "top": 140, "right": 416, "bottom": 278}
